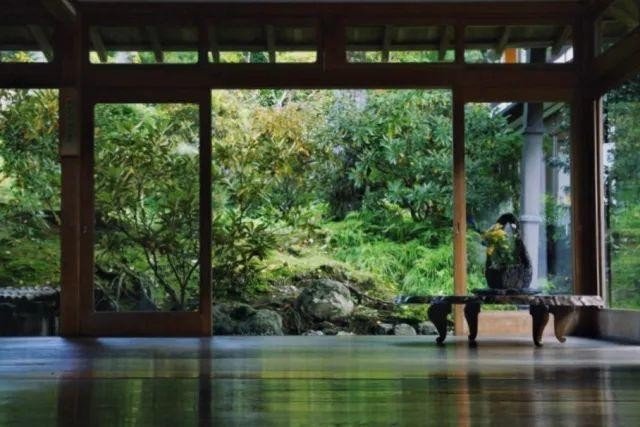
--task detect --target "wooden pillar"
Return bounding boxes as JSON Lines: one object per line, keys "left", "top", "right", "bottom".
{"left": 58, "top": 16, "right": 84, "bottom": 336}
{"left": 571, "top": 13, "right": 602, "bottom": 298}
{"left": 321, "top": 15, "right": 346, "bottom": 70}
{"left": 453, "top": 89, "right": 466, "bottom": 335}
{"left": 199, "top": 92, "right": 212, "bottom": 335}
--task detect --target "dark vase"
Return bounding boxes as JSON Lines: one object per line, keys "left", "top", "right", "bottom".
{"left": 485, "top": 265, "right": 531, "bottom": 290}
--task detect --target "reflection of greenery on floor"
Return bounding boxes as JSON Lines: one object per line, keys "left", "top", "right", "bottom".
{"left": 0, "top": 87, "right": 578, "bottom": 312}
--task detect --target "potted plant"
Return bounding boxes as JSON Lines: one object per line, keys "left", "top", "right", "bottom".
{"left": 482, "top": 213, "right": 532, "bottom": 291}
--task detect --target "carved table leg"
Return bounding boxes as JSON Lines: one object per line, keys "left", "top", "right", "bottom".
{"left": 464, "top": 302, "right": 481, "bottom": 346}
{"left": 549, "top": 306, "right": 578, "bottom": 343}
{"left": 529, "top": 304, "right": 550, "bottom": 347}
{"left": 427, "top": 301, "right": 452, "bottom": 345}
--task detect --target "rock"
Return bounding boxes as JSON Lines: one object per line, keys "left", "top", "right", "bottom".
{"left": 302, "top": 330, "right": 324, "bottom": 336}
{"left": 297, "top": 278, "right": 355, "bottom": 321}
{"left": 317, "top": 321, "right": 339, "bottom": 336}
{"left": 375, "top": 322, "right": 394, "bottom": 335}
{"left": 241, "top": 309, "right": 284, "bottom": 336}
{"left": 418, "top": 321, "right": 438, "bottom": 335}
{"left": 393, "top": 323, "right": 417, "bottom": 336}
{"left": 213, "top": 303, "right": 283, "bottom": 336}
{"left": 337, "top": 331, "right": 355, "bottom": 336}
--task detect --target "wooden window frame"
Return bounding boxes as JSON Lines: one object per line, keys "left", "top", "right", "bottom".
{"left": 76, "top": 88, "right": 212, "bottom": 336}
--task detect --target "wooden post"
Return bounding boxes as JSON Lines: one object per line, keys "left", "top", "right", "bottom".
{"left": 58, "top": 16, "right": 83, "bottom": 336}
{"left": 453, "top": 89, "right": 467, "bottom": 335}
{"left": 571, "top": 14, "right": 601, "bottom": 298}
{"left": 569, "top": 12, "right": 603, "bottom": 337}
{"left": 199, "top": 92, "right": 212, "bottom": 335}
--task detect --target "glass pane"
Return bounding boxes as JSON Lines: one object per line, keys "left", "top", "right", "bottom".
{"left": 0, "top": 89, "right": 60, "bottom": 335}
{"left": 603, "top": 72, "right": 640, "bottom": 309}
{"left": 211, "top": 90, "right": 452, "bottom": 336}
{"left": 89, "top": 26, "right": 198, "bottom": 64}
{"left": 0, "top": 25, "right": 54, "bottom": 63}
{"left": 347, "top": 25, "right": 455, "bottom": 63}
{"left": 597, "top": 0, "right": 640, "bottom": 54}
{"left": 464, "top": 25, "right": 573, "bottom": 64}
{"left": 465, "top": 102, "right": 572, "bottom": 296}
{"left": 94, "top": 103, "right": 200, "bottom": 312}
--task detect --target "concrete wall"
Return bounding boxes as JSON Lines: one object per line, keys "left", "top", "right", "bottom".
{"left": 461, "top": 310, "right": 553, "bottom": 336}
{"left": 597, "top": 309, "right": 640, "bottom": 343}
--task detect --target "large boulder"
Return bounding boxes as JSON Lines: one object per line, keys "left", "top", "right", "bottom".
{"left": 213, "top": 303, "right": 283, "bottom": 336}
{"left": 417, "top": 321, "right": 438, "bottom": 335}
{"left": 393, "top": 323, "right": 417, "bottom": 336}
{"left": 297, "top": 279, "right": 355, "bottom": 321}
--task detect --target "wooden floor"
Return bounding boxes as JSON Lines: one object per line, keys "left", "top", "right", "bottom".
{"left": 0, "top": 336, "right": 639, "bottom": 426}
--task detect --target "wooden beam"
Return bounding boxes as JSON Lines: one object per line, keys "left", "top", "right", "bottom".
{"left": 552, "top": 25, "right": 572, "bottom": 56}
{"left": 265, "top": 24, "right": 276, "bottom": 64}
{"left": 595, "top": 26, "right": 640, "bottom": 94}
{"left": 89, "top": 27, "right": 108, "bottom": 64}
{"left": 438, "top": 26, "right": 452, "bottom": 61}
{"left": 27, "top": 25, "right": 54, "bottom": 62}
{"left": 382, "top": 25, "right": 393, "bottom": 63}
{"left": 40, "top": 0, "right": 76, "bottom": 24}
{"left": 495, "top": 26, "right": 512, "bottom": 58}
{"left": 321, "top": 16, "right": 346, "bottom": 70}
{"left": 145, "top": 26, "right": 164, "bottom": 63}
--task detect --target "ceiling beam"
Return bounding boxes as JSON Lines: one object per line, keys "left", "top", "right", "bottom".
{"left": 265, "top": 25, "right": 276, "bottom": 64}
{"left": 552, "top": 25, "right": 572, "bottom": 56}
{"left": 382, "top": 25, "right": 394, "bottom": 63}
{"left": 439, "top": 26, "right": 452, "bottom": 61}
{"left": 495, "top": 26, "right": 512, "bottom": 57}
{"left": 27, "top": 25, "right": 54, "bottom": 62}
{"left": 145, "top": 26, "right": 164, "bottom": 63}
{"left": 40, "top": 0, "right": 76, "bottom": 24}
{"left": 89, "top": 27, "right": 108, "bottom": 63}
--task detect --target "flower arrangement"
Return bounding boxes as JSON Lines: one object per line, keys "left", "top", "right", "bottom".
{"left": 483, "top": 223, "right": 518, "bottom": 269}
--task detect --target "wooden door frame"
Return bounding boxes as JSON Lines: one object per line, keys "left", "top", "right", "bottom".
{"left": 74, "top": 88, "right": 212, "bottom": 336}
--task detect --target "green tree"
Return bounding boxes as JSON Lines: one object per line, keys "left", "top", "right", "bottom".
{"left": 0, "top": 89, "right": 60, "bottom": 286}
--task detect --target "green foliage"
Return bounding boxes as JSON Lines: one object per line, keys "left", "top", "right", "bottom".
{"left": 94, "top": 103, "right": 200, "bottom": 310}
{"left": 0, "top": 89, "right": 60, "bottom": 287}
{"left": 325, "top": 210, "right": 453, "bottom": 296}
{"left": 0, "top": 87, "right": 544, "bottom": 310}
{"left": 465, "top": 104, "right": 522, "bottom": 223}
{"left": 605, "top": 76, "right": 640, "bottom": 309}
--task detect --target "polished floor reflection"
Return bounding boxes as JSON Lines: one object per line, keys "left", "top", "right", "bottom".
{"left": 0, "top": 336, "right": 639, "bottom": 426}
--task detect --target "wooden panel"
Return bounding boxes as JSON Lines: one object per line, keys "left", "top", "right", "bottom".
{"left": 80, "top": 312, "right": 205, "bottom": 336}
{"left": 0, "top": 63, "right": 60, "bottom": 88}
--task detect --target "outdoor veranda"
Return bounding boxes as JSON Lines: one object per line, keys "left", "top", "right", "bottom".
{"left": 1, "top": 0, "right": 640, "bottom": 425}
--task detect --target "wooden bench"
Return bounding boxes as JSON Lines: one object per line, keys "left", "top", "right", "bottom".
{"left": 396, "top": 294, "right": 604, "bottom": 347}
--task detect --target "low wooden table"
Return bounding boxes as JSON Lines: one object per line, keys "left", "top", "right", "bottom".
{"left": 396, "top": 294, "right": 604, "bottom": 347}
